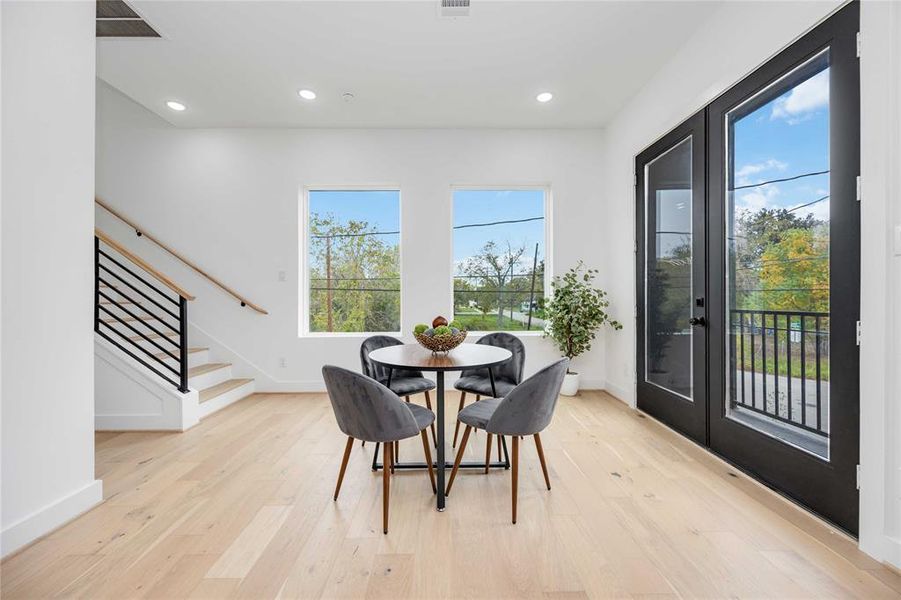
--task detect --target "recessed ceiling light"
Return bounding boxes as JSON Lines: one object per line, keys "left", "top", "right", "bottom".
{"left": 536, "top": 92, "right": 554, "bottom": 103}
{"left": 166, "top": 100, "right": 186, "bottom": 111}
{"left": 298, "top": 89, "right": 317, "bottom": 100}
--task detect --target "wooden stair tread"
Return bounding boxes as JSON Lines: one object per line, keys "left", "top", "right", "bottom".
{"left": 128, "top": 332, "right": 177, "bottom": 341}
{"left": 189, "top": 363, "right": 231, "bottom": 377}
{"left": 102, "top": 315, "right": 165, "bottom": 324}
{"left": 153, "top": 347, "right": 208, "bottom": 360}
{"left": 199, "top": 378, "right": 253, "bottom": 403}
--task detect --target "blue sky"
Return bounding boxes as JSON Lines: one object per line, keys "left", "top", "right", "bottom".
{"left": 732, "top": 64, "right": 830, "bottom": 222}
{"left": 452, "top": 189, "right": 544, "bottom": 276}
{"left": 309, "top": 189, "right": 400, "bottom": 236}
{"left": 308, "top": 189, "right": 545, "bottom": 276}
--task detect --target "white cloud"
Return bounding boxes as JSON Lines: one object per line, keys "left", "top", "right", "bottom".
{"left": 770, "top": 70, "right": 829, "bottom": 124}
{"left": 735, "top": 184, "right": 781, "bottom": 216}
{"left": 735, "top": 158, "right": 787, "bottom": 187}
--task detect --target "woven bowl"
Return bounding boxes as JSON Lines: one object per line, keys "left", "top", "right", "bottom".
{"left": 414, "top": 330, "right": 467, "bottom": 354}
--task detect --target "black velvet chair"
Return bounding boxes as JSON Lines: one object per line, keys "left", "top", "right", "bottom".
{"left": 361, "top": 335, "right": 437, "bottom": 456}
{"left": 446, "top": 358, "right": 568, "bottom": 524}
{"left": 452, "top": 332, "right": 525, "bottom": 451}
{"left": 323, "top": 365, "right": 436, "bottom": 534}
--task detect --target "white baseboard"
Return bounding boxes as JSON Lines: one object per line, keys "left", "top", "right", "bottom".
{"left": 1, "top": 479, "right": 103, "bottom": 557}
{"left": 602, "top": 380, "right": 634, "bottom": 406}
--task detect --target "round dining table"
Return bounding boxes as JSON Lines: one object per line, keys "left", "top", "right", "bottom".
{"left": 367, "top": 342, "right": 513, "bottom": 511}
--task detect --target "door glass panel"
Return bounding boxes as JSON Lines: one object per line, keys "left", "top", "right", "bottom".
{"left": 725, "top": 50, "right": 831, "bottom": 459}
{"left": 645, "top": 137, "right": 693, "bottom": 400}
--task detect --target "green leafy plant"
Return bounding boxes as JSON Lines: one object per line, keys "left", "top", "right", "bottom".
{"left": 543, "top": 262, "right": 622, "bottom": 370}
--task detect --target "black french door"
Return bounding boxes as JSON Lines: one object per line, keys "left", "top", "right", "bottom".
{"left": 636, "top": 111, "right": 708, "bottom": 445}
{"left": 637, "top": 2, "right": 860, "bottom": 534}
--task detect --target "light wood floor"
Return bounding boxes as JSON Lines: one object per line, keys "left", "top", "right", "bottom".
{"left": 3, "top": 391, "right": 900, "bottom": 599}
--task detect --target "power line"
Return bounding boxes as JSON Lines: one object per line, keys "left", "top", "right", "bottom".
{"left": 731, "top": 169, "right": 829, "bottom": 191}
{"left": 311, "top": 287, "right": 399, "bottom": 292}
{"left": 735, "top": 255, "right": 829, "bottom": 271}
{"left": 736, "top": 287, "right": 830, "bottom": 293}
{"left": 453, "top": 216, "right": 544, "bottom": 230}
{"left": 310, "top": 215, "right": 545, "bottom": 239}
{"left": 787, "top": 195, "right": 829, "bottom": 213}
{"left": 310, "top": 276, "right": 399, "bottom": 281}
{"left": 310, "top": 230, "right": 399, "bottom": 239}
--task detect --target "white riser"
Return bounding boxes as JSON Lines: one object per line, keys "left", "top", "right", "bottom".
{"left": 156, "top": 349, "right": 209, "bottom": 370}
{"left": 199, "top": 380, "right": 255, "bottom": 419}
{"left": 189, "top": 365, "right": 232, "bottom": 390}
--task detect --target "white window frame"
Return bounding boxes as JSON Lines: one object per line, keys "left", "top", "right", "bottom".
{"left": 448, "top": 184, "right": 553, "bottom": 338}
{"left": 299, "top": 185, "right": 404, "bottom": 338}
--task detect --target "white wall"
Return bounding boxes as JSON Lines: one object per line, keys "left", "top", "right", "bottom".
{"left": 95, "top": 81, "right": 612, "bottom": 391}
{"left": 1, "top": 1, "right": 101, "bottom": 556}
{"left": 598, "top": 0, "right": 900, "bottom": 569}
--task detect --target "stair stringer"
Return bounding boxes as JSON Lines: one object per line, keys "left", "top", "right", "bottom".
{"left": 94, "top": 334, "right": 200, "bottom": 431}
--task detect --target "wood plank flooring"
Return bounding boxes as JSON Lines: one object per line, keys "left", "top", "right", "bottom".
{"left": 2, "top": 391, "right": 900, "bottom": 599}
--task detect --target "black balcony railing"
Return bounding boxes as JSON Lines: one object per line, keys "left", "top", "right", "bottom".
{"left": 94, "top": 233, "right": 191, "bottom": 393}
{"left": 729, "top": 309, "right": 830, "bottom": 437}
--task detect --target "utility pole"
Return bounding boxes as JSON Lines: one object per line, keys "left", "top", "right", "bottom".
{"left": 527, "top": 242, "right": 539, "bottom": 329}
{"left": 325, "top": 234, "right": 333, "bottom": 332}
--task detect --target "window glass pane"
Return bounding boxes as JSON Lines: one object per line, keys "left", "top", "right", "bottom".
{"left": 644, "top": 137, "right": 694, "bottom": 400}
{"left": 307, "top": 190, "right": 400, "bottom": 333}
{"left": 452, "top": 189, "right": 546, "bottom": 332}
{"left": 725, "top": 50, "right": 831, "bottom": 459}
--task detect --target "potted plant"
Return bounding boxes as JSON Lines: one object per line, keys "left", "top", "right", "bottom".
{"left": 543, "top": 262, "right": 622, "bottom": 395}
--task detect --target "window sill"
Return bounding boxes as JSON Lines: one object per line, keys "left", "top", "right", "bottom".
{"left": 299, "top": 331, "right": 403, "bottom": 339}
{"left": 466, "top": 330, "right": 546, "bottom": 338}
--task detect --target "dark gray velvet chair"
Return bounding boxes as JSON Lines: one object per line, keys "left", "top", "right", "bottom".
{"left": 452, "top": 332, "right": 525, "bottom": 450}
{"left": 323, "top": 365, "right": 436, "bottom": 534}
{"left": 445, "top": 358, "right": 568, "bottom": 524}
{"left": 361, "top": 336, "right": 437, "bottom": 451}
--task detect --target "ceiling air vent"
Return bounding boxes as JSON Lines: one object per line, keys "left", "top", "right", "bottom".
{"left": 439, "top": 0, "right": 470, "bottom": 18}
{"left": 96, "top": 0, "right": 160, "bottom": 38}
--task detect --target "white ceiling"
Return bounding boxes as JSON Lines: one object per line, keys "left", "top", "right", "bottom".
{"left": 97, "top": 1, "right": 718, "bottom": 129}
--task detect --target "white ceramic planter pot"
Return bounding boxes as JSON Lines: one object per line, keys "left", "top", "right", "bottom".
{"left": 559, "top": 371, "right": 580, "bottom": 396}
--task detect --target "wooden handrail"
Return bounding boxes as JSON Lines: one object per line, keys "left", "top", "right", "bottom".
{"left": 95, "top": 228, "right": 195, "bottom": 300}
{"left": 95, "top": 197, "right": 268, "bottom": 314}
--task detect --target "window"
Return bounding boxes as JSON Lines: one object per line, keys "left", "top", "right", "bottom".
{"left": 303, "top": 189, "right": 401, "bottom": 334}
{"left": 452, "top": 188, "right": 548, "bottom": 332}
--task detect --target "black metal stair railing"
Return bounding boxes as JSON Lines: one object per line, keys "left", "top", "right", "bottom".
{"left": 94, "top": 233, "right": 191, "bottom": 392}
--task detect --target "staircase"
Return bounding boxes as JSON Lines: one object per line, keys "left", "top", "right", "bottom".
{"left": 94, "top": 229, "right": 256, "bottom": 428}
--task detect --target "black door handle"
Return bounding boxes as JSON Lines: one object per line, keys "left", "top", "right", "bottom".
{"left": 689, "top": 316, "right": 707, "bottom": 327}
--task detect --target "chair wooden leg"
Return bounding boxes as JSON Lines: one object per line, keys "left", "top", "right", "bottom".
{"left": 484, "top": 433, "right": 493, "bottom": 474}
{"left": 420, "top": 429, "right": 437, "bottom": 494}
{"left": 497, "top": 434, "right": 502, "bottom": 462}
{"left": 334, "top": 436, "right": 354, "bottom": 501}
{"left": 424, "top": 390, "right": 437, "bottom": 447}
{"left": 452, "top": 392, "right": 467, "bottom": 447}
{"left": 511, "top": 435, "right": 519, "bottom": 524}
{"left": 446, "top": 425, "right": 471, "bottom": 496}
{"left": 534, "top": 433, "right": 551, "bottom": 490}
{"left": 475, "top": 395, "right": 481, "bottom": 402}
{"left": 383, "top": 441, "right": 392, "bottom": 534}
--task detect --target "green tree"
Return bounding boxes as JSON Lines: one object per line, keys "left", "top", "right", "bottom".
{"left": 758, "top": 225, "right": 829, "bottom": 312}
{"left": 309, "top": 213, "right": 400, "bottom": 332}
{"left": 460, "top": 241, "right": 526, "bottom": 328}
